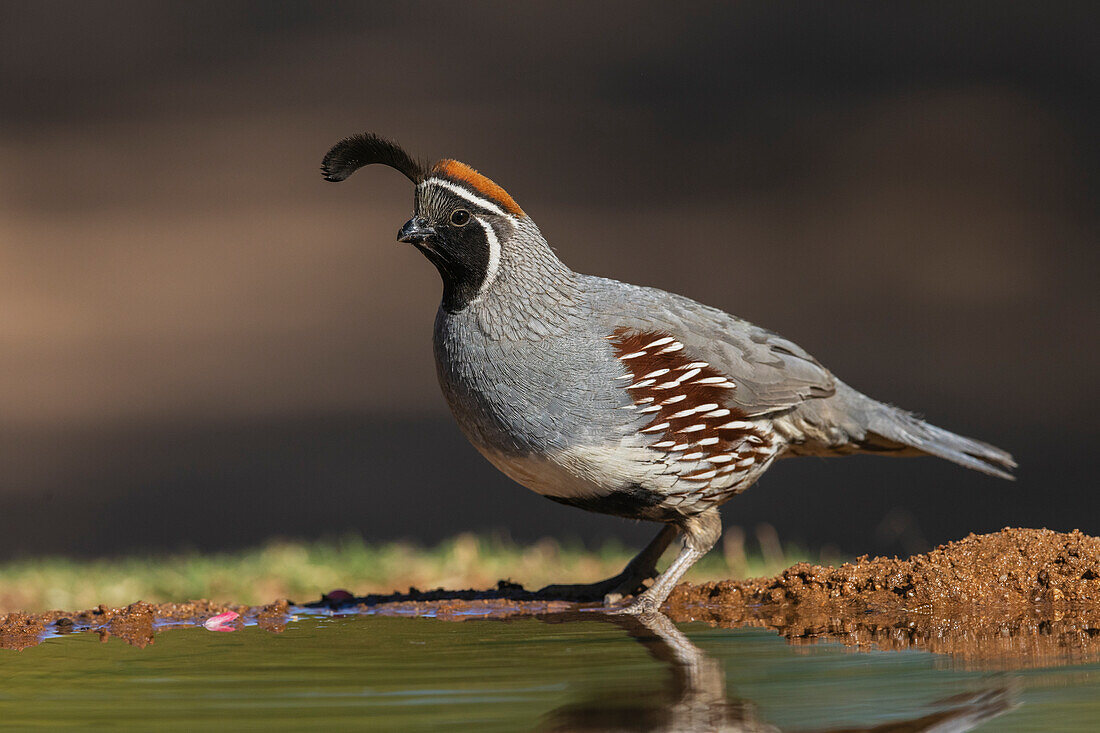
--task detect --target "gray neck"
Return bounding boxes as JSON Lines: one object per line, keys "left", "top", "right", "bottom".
{"left": 467, "top": 217, "right": 583, "bottom": 341}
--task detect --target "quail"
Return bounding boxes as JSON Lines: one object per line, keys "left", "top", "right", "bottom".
{"left": 321, "top": 133, "right": 1016, "bottom": 615}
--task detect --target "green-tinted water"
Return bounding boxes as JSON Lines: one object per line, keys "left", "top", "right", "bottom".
{"left": 1, "top": 612, "right": 1097, "bottom": 731}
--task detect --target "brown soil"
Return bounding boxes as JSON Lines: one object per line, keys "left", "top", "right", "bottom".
{"left": 0, "top": 599, "right": 291, "bottom": 652}
{"left": 663, "top": 527, "right": 1100, "bottom": 668}
{"left": 3, "top": 528, "right": 1098, "bottom": 668}
{"left": 667, "top": 527, "right": 1100, "bottom": 610}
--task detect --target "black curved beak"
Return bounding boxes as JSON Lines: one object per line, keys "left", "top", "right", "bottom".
{"left": 398, "top": 217, "right": 435, "bottom": 244}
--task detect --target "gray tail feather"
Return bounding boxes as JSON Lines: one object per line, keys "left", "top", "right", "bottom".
{"left": 866, "top": 404, "right": 1017, "bottom": 481}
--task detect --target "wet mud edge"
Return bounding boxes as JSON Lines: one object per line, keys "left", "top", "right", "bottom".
{"left": 3, "top": 527, "right": 1098, "bottom": 667}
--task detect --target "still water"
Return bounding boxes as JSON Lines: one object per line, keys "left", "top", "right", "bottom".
{"left": 1, "top": 610, "right": 1098, "bottom": 731}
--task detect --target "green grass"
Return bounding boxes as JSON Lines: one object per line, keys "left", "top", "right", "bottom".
{"left": 0, "top": 526, "right": 840, "bottom": 614}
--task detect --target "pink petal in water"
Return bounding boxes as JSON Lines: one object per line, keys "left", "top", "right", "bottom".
{"left": 203, "top": 611, "right": 241, "bottom": 632}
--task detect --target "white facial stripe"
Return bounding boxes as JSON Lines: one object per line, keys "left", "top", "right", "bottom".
{"left": 474, "top": 216, "right": 501, "bottom": 298}
{"left": 420, "top": 178, "right": 508, "bottom": 217}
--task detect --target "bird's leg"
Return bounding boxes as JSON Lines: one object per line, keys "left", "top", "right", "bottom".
{"left": 616, "top": 509, "right": 721, "bottom": 616}
{"left": 538, "top": 524, "right": 679, "bottom": 603}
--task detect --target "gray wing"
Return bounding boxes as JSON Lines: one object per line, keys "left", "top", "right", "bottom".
{"left": 583, "top": 276, "right": 835, "bottom": 416}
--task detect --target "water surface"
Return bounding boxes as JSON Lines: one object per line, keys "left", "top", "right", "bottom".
{"left": 1, "top": 612, "right": 1098, "bottom": 731}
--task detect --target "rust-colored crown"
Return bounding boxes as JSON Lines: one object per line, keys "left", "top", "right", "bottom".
{"left": 431, "top": 160, "right": 525, "bottom": 216}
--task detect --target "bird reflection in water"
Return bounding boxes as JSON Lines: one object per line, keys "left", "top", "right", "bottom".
{"left": 536, "top": 611, "right": 1013, "bottom": 733}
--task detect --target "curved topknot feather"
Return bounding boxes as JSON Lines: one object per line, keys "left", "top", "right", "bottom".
{"left": 321, "top": 133, "right": 426, "bottom": 183}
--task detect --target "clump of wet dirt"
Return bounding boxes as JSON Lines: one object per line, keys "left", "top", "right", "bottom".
{"left": 105, "top": 601, "right": 157, "bottom": 648}
{"left": 0, "top": 613, "right": 46, "bottom": 652}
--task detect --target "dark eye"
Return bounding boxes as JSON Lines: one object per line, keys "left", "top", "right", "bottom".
{"left": 450, "top": 209, "right": 470, "bottom": 227}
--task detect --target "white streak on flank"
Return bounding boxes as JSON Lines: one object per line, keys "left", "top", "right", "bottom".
{"left": 679, "top": 362, "right": 709, "bottom": 370}
{"left": 736, "top": 456, "right": 756, "bottom": 468}
{"left": 667, "top": 408, "right": 699, "bottom": 420}
{"left": 693, "top": 376, "right": 729, "bottom": 385}
{"left": 681, "top": 451, "right": 705, "bottom": 461}
{"left": 676, "top": 368, "right": 701, "bottom": 383}
{"left": 718, "top": 421, "right": 754, "bottom": 430}
{"left": 684, "top": 470, "right": 718, "bottom": 481}
{"left": 696, "top": 436, "right": 720, "bottom": 446}
{"left": 639, "top": 405, "right": 662, "bottom": 413}
{"left": 422, "top": 178, "right": 508, "bottom": 217}
{"left": 627, "top": 379, "right": 656, "bottom": 389}
{"left": 678, "top": 424, "right": 707, "bottom": 433}
{"left": 707, "top": 454, "right": 735, "bottom": 463}
{"left": 651, "top": 440, "right": 677, "bottom": 449}
{"left": 620, "top": 351, "right": 647, "bottom": 360}
{"left": 636, "top": 396, "right": 655, "bottom": 403}
{"left": 620, "top": 404, "right": 636, "bottom": 410}
{"left": 694, "top": 403, "right": 719, "bottom": 413}
{"left": 642, "top": 336, "right": 675, "bottom": 349}
{"left": 640, "top": 368, "right": 671, "bottom": 379}
{"left": 716, "top": 381, "right": 737, "bottom": 388}
{"left": 701, "top": 408, "right": 731, "bottom": 419}
{"left": 671, "top": 442, "right": 691, "bottom": 451}
{"left": 660, "top": 395, "right": 687, "bottom": 405}
{"left": 656, "top": 342, "right": 684, "bottom": 354}
{"left": 614, "top": 373, "right": 634, "bottom": 381}
{"left": 641, "top": 422, "right": 670, "bottom": 433}
{"left": 473, "top": 216, "right": 501, "bottom": 299}
{"left": 653, "top": 380, "right": 681, "bottom": 390}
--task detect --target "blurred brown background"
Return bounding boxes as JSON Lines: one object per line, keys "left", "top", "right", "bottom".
{"left": 1, "top": 1, "right": 1096, "bottom": 559}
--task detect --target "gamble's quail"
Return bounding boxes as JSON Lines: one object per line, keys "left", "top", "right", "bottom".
{"left": 321, "top": 133, "right": 1016, "bottom": 615}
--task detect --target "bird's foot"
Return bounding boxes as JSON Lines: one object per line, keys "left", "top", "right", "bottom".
{"left": 609, "top": 595, "right": 662, "bottom": 616}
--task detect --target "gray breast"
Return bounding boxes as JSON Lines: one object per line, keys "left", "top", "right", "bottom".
{"left": 433, "top": 303, "right": 679, "bottom": 504}
{"left": 433, "top": 304, "right": 632, "bottom": 457}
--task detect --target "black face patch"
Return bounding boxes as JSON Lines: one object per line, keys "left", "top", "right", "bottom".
{"left": 412, "top": 187, "right": 499, "bottom": 313}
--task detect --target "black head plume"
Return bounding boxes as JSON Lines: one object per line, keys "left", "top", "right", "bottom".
{"left": 321, "top": 133, "right": 426, "bottom": 184}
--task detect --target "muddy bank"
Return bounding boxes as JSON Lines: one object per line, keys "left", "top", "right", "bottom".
{"left": 0, "top": 599, "right": 292, "bottom": 652}
{"left": 668, "top": 527, "right": 1100, "bottom": 610}
{"left": 663, "top": 527, "right": 1100, "bottom": 668}
{"left": 3, "top": 528, "right": 1098, "bottom": 667}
